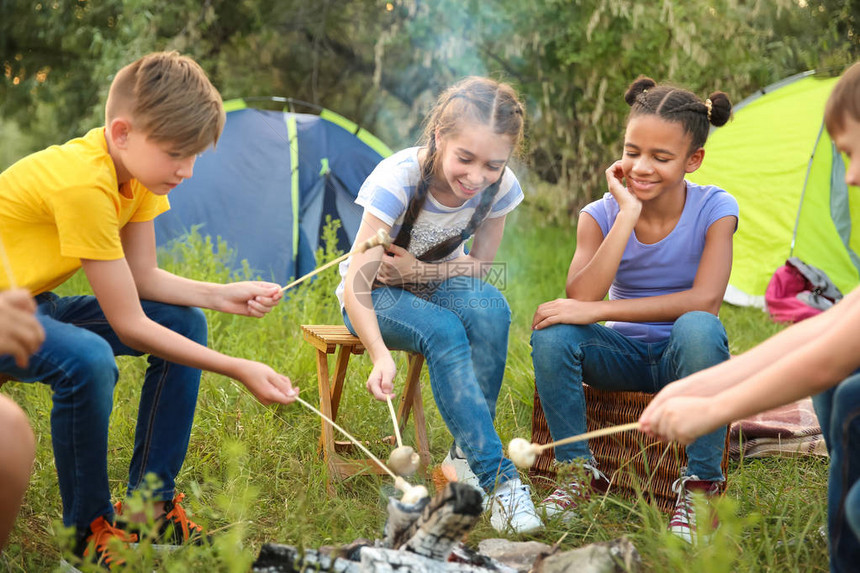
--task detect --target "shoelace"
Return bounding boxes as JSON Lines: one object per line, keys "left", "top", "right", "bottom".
{"left": 546, "top": 462, "right": 607, "bottom": 505}
{"left": 86, "top": 518, "right": 138, "bottom": 566}
{"left": 584, "top": 462, "right": 608, "bottom": 484}
{"left": 163, "top": 493, "right": 202, "bottom": 540}
{"left": 495, "top": 483, "right": 532, "bottom": 511}
{"left": 670, "top": 476, "right": 696, "bottom": 528}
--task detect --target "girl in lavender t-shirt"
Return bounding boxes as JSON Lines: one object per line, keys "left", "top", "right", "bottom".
{"left": 531, "top": 76, "right": 738, "bottom": 543}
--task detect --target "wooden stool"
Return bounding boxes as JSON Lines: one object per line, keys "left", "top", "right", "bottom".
{"left": 529, "top": 385, "right": 730, "bottom": 513}
{"left": 301, "top": 325, "right": 430, "bottom": 491}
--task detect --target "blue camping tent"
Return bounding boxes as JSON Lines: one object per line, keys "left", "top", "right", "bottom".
{"left": 154, "top": 98, "right": 392, "bottom": 285}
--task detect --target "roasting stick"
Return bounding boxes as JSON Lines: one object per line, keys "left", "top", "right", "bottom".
{"left": 385, "top": 394, "right": 421, "bottom": 477}
{"left": 539, "top": 421, "right": 641, "bottom": 451}
{"left": 294, "top": 395, "right": 395, "bottom": 478}
{"left": 508, "top": 422, "right": 641, "bottom": 468}
{"left": 293, "top": 395, "right": 427, "bottom": 501}
{"left": 386, "top": 395, "right": 403, "bottom": 448}
{"left": 280, "top": 229, "right": 392, "bottom": 293}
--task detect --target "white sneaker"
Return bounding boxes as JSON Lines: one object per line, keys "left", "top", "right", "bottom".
{"left": 441, "top": 444, "right": 483, "bottom": 494}
{"left": 488, "top": 478, "right": 543, "bottom": 534}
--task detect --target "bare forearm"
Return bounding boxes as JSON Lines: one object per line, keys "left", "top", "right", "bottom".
{"left": 344, "top": 291, "right": 388, "bottom": 362}
{"left": 115, "top": 315, "right": 244, "bottom": 377}
{"left": 567, "top": 211, "right": 637, "bottom": 300}
{"left": 133, "top": 268, "right": 220, "bottom": 309}
{"left": 588, "top": 289, "right": 722, "bottom": 323}
{"left": 667, "top": 296, "right": 848, "bottom": 400}
{"left": 710, "top": 329, "right": 858, "bottom": 425}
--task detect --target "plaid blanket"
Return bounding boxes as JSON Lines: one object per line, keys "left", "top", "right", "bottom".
{"left": 729, "top": 397, "right": 828, "bottom": 459}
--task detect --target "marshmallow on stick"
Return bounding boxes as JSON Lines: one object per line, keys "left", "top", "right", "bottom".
{"left": 294, "top": 395, "right": 425, "bottom": 502}
{"left": 394, "top": 477, "right": 429, "bottom": 505}
{"left": 508, "top": 422, "right": 641, "bottom": 468}
{"left": 281, "top": 228, "right": 392, "bottom": 292}
{"left": 385, "top": 395, "right": 420, "bottom": 477}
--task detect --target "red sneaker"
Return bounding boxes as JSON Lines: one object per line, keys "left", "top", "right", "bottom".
{"left": 538, "top": 462, "right": 610, "bottom": 520}
{"left": 668, "top": 476, "right": 721, "bottom": 543}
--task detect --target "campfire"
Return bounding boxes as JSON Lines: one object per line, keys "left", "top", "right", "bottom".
{"left": 251, "top": 481, "right": 517, "bottom": 572}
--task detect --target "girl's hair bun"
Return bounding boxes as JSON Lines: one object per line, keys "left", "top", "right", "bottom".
{"left": 625, "top": 76, "right": 657, "bottom": 106}
{"left": 707, "top": 91, "right": 732, "bottom": 127}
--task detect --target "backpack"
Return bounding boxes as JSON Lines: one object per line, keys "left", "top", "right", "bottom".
{"left": 764, "top": 257, "right": 843, "bottom": 323}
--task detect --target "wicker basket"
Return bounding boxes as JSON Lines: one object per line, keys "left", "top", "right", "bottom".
{"left": 529, "top": 385, "right": 729, "bottom": 513}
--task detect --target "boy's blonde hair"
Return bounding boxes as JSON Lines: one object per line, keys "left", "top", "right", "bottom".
{"left": 106, "top": 51, "right": 225, "bottom": 156}
{"left": 825, "top": 62, "right": 860, "bottom": 137}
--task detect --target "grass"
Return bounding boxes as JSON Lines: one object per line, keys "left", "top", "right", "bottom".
{"left": 0, "top": 207, "right": 829, "bottom": 572}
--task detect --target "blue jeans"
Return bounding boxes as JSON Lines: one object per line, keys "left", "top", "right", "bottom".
{"left": 344, "top": 277, "right": 518, "bottom": 490}
{"left": 0, "top": 293, "right": 205, "bottom": 532}
{"left": 531, "top": 311, "right": 729, "bottom": 481}
{"left": 812, "top": 372, "right": 860, "bottom": 573}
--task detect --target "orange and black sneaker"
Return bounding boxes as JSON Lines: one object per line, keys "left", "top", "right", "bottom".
{"left": 71, "top": 515, "right": 138, "bottom": 570}
{"left": 116, "top": 493, "right": 209, "bottom": 549}
{"left": 159, "top": 493, "right": 209, "bottom": 546}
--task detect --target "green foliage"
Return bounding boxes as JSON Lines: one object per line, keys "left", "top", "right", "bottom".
{"left": 459, "top": 0, "right": 858, "bottom": 211}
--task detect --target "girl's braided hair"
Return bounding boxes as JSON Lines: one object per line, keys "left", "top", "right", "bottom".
{"left": 624, "top": 76, "right": 732, "bottom": 152}
{"left": 394, "top": 77, "right": 525, "bottom": 262}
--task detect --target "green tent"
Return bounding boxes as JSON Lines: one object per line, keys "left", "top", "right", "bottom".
{"left": 691, "top": 70, "right": 860, "bottom": 307}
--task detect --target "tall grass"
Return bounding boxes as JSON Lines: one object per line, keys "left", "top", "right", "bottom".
{"left": 0, "top": 208, "right": 829, "bottom": 572}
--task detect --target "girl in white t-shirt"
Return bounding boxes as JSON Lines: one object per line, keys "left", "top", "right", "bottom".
{"left": 338, "top": 76, "right": 541, "bottom": 534}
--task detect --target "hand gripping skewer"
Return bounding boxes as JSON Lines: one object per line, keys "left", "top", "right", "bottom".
{"left": 280, "top": 229, "right": 392, "bottom": 293}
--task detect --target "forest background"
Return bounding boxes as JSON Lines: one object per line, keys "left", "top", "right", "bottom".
{"left": 2, "top": 0, "right": 859, "bottom": 216}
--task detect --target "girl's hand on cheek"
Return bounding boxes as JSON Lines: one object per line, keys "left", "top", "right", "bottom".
{"left": 606, "top": 160, "right": 642, "bottom": 217}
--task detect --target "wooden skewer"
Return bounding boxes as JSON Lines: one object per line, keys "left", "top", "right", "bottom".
{"left": 275, "top": 399, "right": 421, "bottom": 497}
{"left": 294, "top": 395, "right": 397, "bottom": 480}
{"left": 386, "top": 395, "right": 404, "bottom": 448}
{"left": 534, "top": 421, "right": 641, "bottom": 453}
{"left": 280, "top": 229, "right": 392, "bottom": 293}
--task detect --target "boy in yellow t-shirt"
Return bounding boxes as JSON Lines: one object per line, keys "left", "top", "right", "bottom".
{"left": 0, "top": 52, "right": 298, "bottom": 567}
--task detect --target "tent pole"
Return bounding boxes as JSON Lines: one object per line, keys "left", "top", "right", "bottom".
{"left": 790, "top": 122, "right": 826, "bottom": 257}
